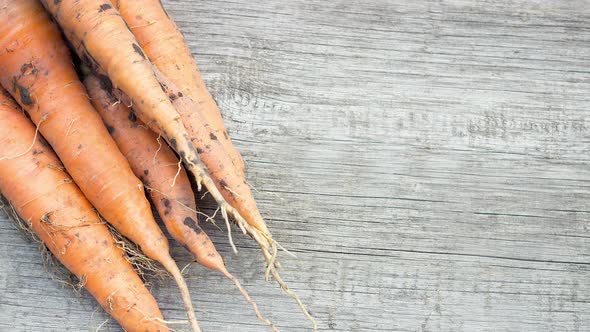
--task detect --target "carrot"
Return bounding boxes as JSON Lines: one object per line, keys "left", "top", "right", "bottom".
{"left": 0, "top": 89, "right": 168, "bottom": 332}
{"left": 113, "top": 1, "right": 276, "bottom": 247}
{"left": 39, "top": 0, "right": 257, "bottom": 256}
{"left": 154, "top": 70, "right": 316, "bottom": 327}
{"left": 115, "top": 0, "right": 245, "bottom": 173}
{"left": 40, "top": 1, "right": 302, "bottom": 318}
{"left": 152, "top": 70, "right": 272, "bottom": 242}
{"left": 42, "top": 0, "right": 313, "bottom": 326}
{"left": 0, "top": 1, "right": 200, "bottom": 330}
{"left": 114, "top": 0, "right": 314, "bottom": 323}
{"left": 84, "top": 73, "right": 278, "bottom": 332}
{"left": 111, "top": 0, "right": 281, "bottom": 251}
{"left": 83, "top": 73, "right": 220, "bottom": 270}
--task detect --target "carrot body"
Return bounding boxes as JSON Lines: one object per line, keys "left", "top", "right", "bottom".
{"left": 114, "top": 0, "right": 279, "bottom": 251}
{"left": 85, "top": 74, "right": 278, "bottom": 331}
{"left": 41, "top": 0, "right": 254, "bottom": 257}
{"left": 84, "top": 74, "right": 224, "bottom": 271}
{"left": 0, "top": 0, "right": 162, "bottom": 264}
{"left": 116, "top": 0, "right": 245, "bottom": 172}
{"left": 155, "top": 70, "right": 270, "bottom": 235}
{"left": 0, "top": 2, "right": 200, "bottom": 330}
{"left": 115, "top": 0, "right": 273, "bottom": 237}
{"left": 155, "top": 63, "right": 316, "bottom": 331}
{"left": 113, "top": 2, "right": 315, "bottom": 325}
{"left": 0, "top": 90, "right": 167, "bottom": 332}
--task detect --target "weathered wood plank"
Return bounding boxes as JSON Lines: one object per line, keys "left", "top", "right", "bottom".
{"left": 1, "top": 0, "right": 589, "bottom": 331}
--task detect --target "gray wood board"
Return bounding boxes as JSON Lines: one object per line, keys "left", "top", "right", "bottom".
{"left": 1, "top": 0, "right": 589, "bottom": 331}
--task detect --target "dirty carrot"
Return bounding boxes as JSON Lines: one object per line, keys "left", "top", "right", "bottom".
{"left": 114, "top": 0, "right": 296, "bottom": 280}
{"left": 40, "top": 4, "right": 300, "bottom": 322}
{"left": 116, "top": 0, "right": 245, "bottom": 172}
{"left": 152, "top": 69, "right": 272, "bottom": 245}
{"left": 155, "top": 70, "right": 316, "bottom": 328}
{"left": 40, "top": 0, "right": 251, "bottom": 260}
{"left": 0, "top": 90, "right": 168, "bottom": 332}
{"left": 83, "top": 73, "right": 221, "bottom": 270}
{"left": 84, "top": 73, "right": 278, "bottom": 331}
{"left": 0, "top": 1, "right": 200, "bottom": 330}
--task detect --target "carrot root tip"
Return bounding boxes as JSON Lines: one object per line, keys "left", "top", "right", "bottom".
{"left": 161, "top": 257, "right": 202, "bottom": 332}
{"left": 223, "top": 269, "right": 279, "bottom": 332}
{"left": 265, "top": 257, "right": 317, "bottom": 331}
{"left": 252, "top": 234, "right": 316, "bottom": 330}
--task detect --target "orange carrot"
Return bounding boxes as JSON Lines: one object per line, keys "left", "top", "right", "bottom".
{"left": 0, "top": 1, "right": 200, "bottom": 330}
{"left": 40, "top": 0, "right": 255, "bottom": 255}
{"left": 155, "top": 70, "right": 316, "bottom": 327}
{"left": 84, "top": 73, "right": 277, "bottom": 331}
{"left": 83, "top": 73, "right": 221, "bottom": 269}
{"left": 113, "top": 0, "right": 285, "bottom": 264}
{"left": 114, "top": 1, "right": 279, "bottom": 248}
{"left": 152, "top": 69, "right": 271, "bottom": 242}
{"left": 42, "top": 0, "right": 313, "bottom": 326}
{"left": 0, "top": 89, "right": 168, "bottom": 332}
{"left": 116, "top": 0, "right": 245, "bottom": 173}
{"left": 41, "top": 3, "right": 298, "bottom": 316}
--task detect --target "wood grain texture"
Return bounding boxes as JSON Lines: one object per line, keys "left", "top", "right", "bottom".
{"left": 1, "top": 0, "right": 589, "bottom": 331}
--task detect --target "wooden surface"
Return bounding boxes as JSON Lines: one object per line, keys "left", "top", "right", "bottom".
{"left": 1, "top": 0, "right": 589, "bottom": 331}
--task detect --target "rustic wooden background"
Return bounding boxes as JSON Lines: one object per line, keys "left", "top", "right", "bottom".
{"left": 1, "top": 0, "right": 589, "bottom": 331}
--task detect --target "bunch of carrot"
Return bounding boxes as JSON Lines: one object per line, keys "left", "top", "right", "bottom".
{"left": 0, "top": 1, "right": 315, "bottom": 331}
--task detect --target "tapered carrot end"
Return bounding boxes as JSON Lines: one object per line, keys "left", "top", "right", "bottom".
{"left": 193, "top": 251, "right": 226, "bottom": 273}
{"left": 220, "top": 267, "right": 279, "bottom": 332}
{"left": 160, "top": 255, "right": 202, "bottom": 332}
{"left": 250, "top": 234, "right": 316, "bottom": 331}
{"left": 192, "top": 171, "right": 312, "bottom": 329}
{"left": 263, "top": 253, "right": 317, "bottom": 331}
